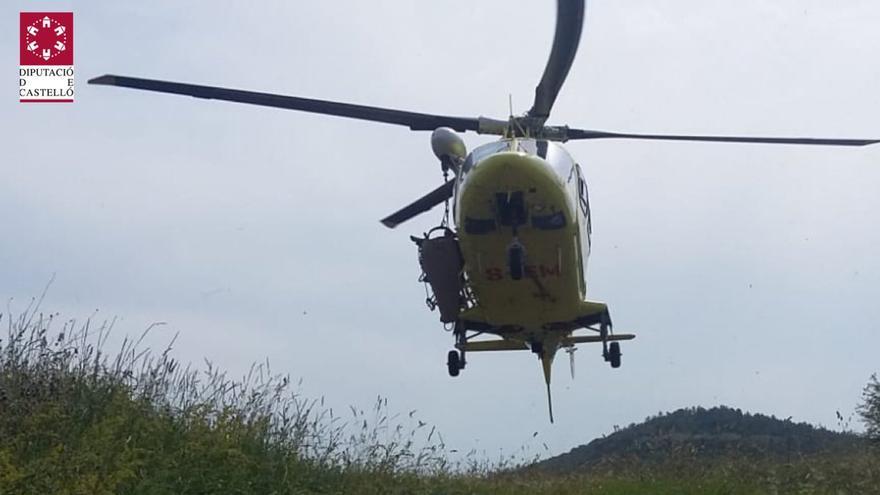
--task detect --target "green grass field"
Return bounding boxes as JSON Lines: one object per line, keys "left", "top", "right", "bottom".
{"left": 1, "top": 307, "right": 877, "bottom": 494}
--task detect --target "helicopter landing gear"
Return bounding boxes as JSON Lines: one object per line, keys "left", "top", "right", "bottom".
{"left": 599, "top": 319, "right": 622, "bottom": 369}
{"left": 447, "top": 350, "right": 463, "bottom": 377}
{"left": 447, "top": 322, "right": 467, "bottom": 377}
{"left": 606, "top": 342, "right": 622, "bottom": 368}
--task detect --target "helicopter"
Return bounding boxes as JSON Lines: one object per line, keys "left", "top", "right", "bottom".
{"left": 89, "top": 0, "right": 879, "bottom": 422}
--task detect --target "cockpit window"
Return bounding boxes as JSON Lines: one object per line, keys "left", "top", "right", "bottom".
{"left": 460, "top": 141, "right": 509, "bottom": 174}
{"left": 460, "top": 139, "right": 577, "bottom": 181}
{"left": 578, "top": 177, "right": 589, "bottom": 215}
{"left": 577, "top": 165, "right": 592, "bottom": 239}
{"left": 517, "top": 139, "right": 576, "bottom": 180}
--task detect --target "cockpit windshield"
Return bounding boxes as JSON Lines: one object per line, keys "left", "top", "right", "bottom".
{"left": 460, "top": 140, "right": 510, "bottom": 175}
{"left": 459, "top": 139, "right": 577, "bottom": 182}
{"left": 516, "top": 139, "right": 577, "bottom": 181}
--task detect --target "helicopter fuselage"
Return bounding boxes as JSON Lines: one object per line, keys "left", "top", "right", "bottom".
{"left": 453, "top": 138, "right": 602, "bottom": 337}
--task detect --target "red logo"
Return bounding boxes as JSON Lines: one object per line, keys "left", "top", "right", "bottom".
{"left": 20, "top": 12, "right": 73, "bottom": 66}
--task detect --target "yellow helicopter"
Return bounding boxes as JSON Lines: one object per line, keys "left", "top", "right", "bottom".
{"left": 89, "top": 0, "right": 878, "bottom": 421}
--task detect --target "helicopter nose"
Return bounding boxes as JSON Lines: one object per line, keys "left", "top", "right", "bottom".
{"left": 465, "top": 151, "right": 558, "bottom": 192}
{"left": 458, "top": 151, "right": 564, "bottom": 223}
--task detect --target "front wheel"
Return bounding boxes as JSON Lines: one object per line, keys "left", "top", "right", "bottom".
{"left": 447, "top": 350, "right": 461, "bottom": 377}
{"left": 608, "top": 342, "right": 622, "bottom": 369}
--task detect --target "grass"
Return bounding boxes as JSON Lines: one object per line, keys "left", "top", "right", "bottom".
{"left": 1, "top": 301, "right": 878, "bottom": 494}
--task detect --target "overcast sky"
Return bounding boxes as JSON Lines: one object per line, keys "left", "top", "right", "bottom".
{"left": 3, "top": 1, "right": 880, "bottom": 459}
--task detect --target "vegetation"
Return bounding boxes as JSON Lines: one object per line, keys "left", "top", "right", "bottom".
{"left": 533, "top": 406, "right": 865, "bottom": 473}
{"left": 858, "top": 373, "right": 880, "bottom": 442}
{"left": 1, "top": 303, "right": 878, "bottom": 494}
{"left": 0, "top": 306, "right": 456, "bottom": 494}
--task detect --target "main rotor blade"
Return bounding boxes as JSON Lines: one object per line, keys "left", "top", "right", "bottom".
{"left": 380, "top": 180, "right": 455, "bottom": 229}
{"left": 527, "top": 0, "right": 586, "bottom": 123}
{"left": 565, "top": 129, "right": 880, "bottom": 147}
{"left": 88, "top": 75, "right": 480, "bottom": 132}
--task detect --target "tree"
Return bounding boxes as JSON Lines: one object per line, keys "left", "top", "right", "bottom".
{"left": 857, "top": 373, "right": 880, "bottom": 442}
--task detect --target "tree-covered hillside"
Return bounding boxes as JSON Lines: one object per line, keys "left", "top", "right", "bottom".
{"left": 534, "top": 406, "right": 865, "bottom": 473}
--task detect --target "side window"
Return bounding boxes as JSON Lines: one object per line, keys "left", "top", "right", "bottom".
{"left": 578, "top": 177, "right": 589, "bottom": 214}
{"left": 577, "top": 166, "right": 592, "bottom": 239}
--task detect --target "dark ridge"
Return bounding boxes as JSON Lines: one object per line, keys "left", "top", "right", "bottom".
{"left": 532, "top": 406, "right": 865, "bottom": 473}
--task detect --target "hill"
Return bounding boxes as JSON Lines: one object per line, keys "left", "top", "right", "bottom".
{"left": 533, "top": 406, "right": 865, "bottom": 473}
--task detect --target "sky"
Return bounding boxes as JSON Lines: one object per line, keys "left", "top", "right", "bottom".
{"left": 3, "top": 0, "right": 880, "bottom": 459}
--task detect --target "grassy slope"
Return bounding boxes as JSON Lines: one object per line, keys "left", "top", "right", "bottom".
{"left": 1, "top": 309, "right": 878, "bottom": 494}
